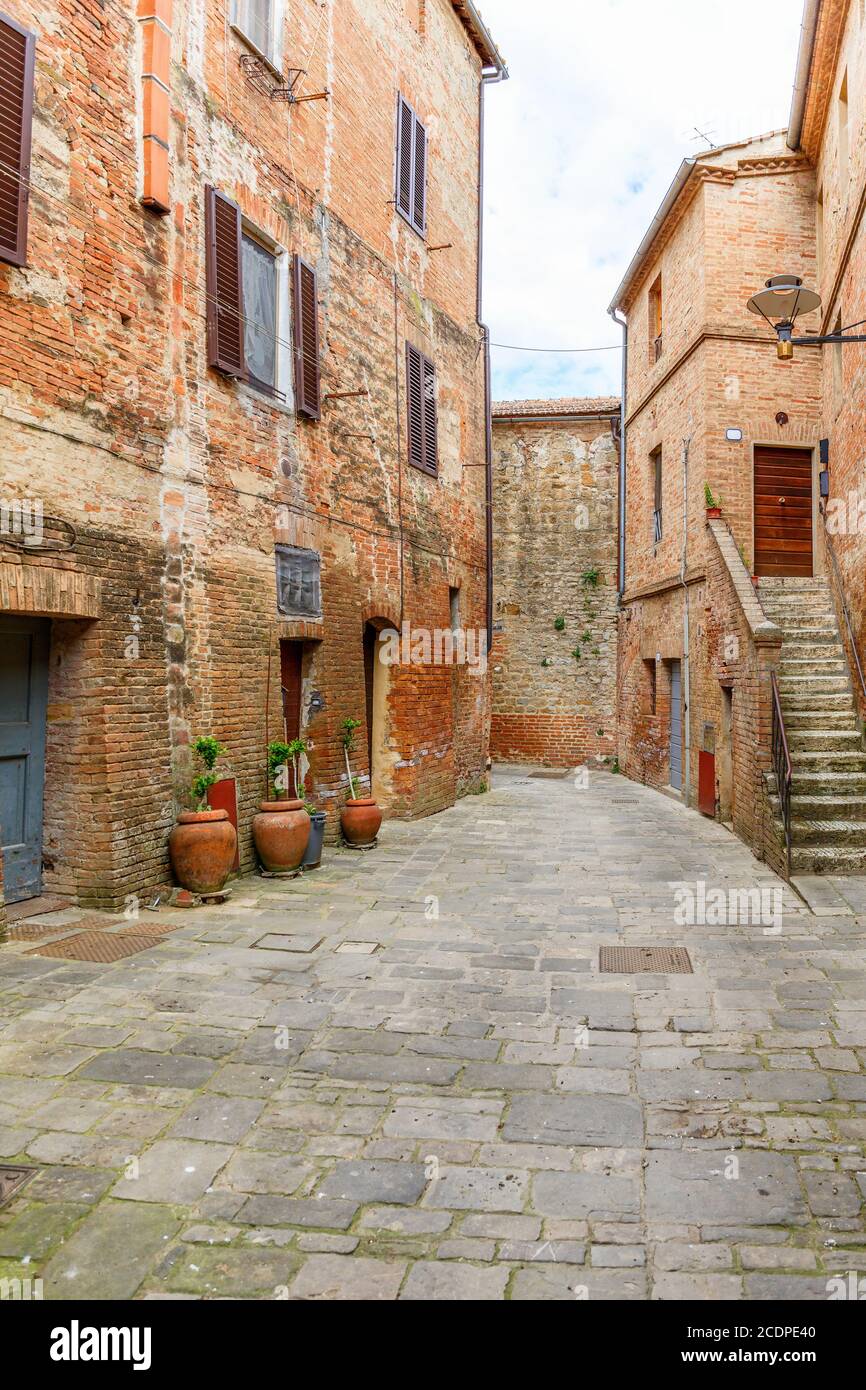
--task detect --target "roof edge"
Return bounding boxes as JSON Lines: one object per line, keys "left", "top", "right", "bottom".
{"left": 451, "top": 1, "right": 508, "bottom": 76}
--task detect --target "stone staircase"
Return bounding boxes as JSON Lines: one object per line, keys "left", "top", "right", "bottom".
{"left": 761, "top": 577, "right": 866, "bottom": 874}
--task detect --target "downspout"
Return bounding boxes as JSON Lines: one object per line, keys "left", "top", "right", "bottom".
{"left": 788, "top": 0, "right": 820, "bottom": 151}
{"left": 681, "top": 434, "right": 692, "bottom": 804}
{"left": 477, "top": 67, "right": 506, "bottom": 656}
{"left": 609, "top": 309, "right": 628, "bottom": 596}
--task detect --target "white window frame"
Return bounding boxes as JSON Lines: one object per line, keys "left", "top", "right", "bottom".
{"left": 240, "top": 219, "right": 292, "bottom": 408}
{"left": 231, "top": 0, "right": 284, "bottom": 74}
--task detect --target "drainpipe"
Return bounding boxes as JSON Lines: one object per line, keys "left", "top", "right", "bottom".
{"left": 682, "top": 434, "right": 692, "bottom": 804}
{"left": 609, "top": 309, "right": 628, "bottom": 596}
{"left": 788, "top": 0, "right": 820, "bottom": 151}
{"left": 477, "top": 68, "right": 506, "bottom": 655}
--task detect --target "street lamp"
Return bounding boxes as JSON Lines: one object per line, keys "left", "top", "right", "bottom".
{"left": 747, "top": 274, "right": 866, "bottom": 359}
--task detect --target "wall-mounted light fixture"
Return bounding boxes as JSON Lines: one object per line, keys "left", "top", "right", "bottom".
{"left": 747, "top": 275, "right": 866, "bottom": 360}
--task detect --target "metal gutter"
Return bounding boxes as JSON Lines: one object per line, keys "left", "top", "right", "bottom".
{"left": 788, "top": 0, "right": 821, "bottom": 151}
{"left": 454, "top": 1, "right": 508, "bottom": 78}
{"left": 610, "top": 309, "right": 628, "bottom": 596}
{"left": 492, "top": 412, "right": 619, "bottom": 426}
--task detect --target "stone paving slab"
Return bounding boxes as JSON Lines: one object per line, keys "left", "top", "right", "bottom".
{"left": 0, "top": 768, "right": 864, "bottom": 1300}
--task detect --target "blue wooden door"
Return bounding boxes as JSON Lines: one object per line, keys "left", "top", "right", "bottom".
{"left": 0, "top": 617, "right": 49, "bottom": 903}
{"left": 669, "top": 659, "right": 683, "bottom": 791}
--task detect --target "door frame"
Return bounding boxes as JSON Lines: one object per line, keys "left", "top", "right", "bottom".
{"left": 750, "top": 441, "right": 820, "bottom": 579}
{"left": 0, "top": 614, "right": 50, "bottom": 904}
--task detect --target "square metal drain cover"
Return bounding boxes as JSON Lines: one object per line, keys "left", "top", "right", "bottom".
{"left": 600, "top": 946, "right": 693, "bottom": 974}
{"left": 27, "top": 932, "right": 163, "bottom": 963}
{"left": 529, "top": 768, "right": 571, "bottom": 779}
{"left": 0, "top": 1165, "right": 37, "bottom": 1207}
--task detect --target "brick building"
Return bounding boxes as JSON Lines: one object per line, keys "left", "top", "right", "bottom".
{"left": 610, "top": 0, "right": 866, "bottom": 875}
{"left": 490, "top": 398, "right": 619, "bottom": 767}
{"left": 0, "top": 0, "right": 506, "bottom": 924}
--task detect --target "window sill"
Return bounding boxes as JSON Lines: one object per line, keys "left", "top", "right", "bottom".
{"left": 231, "top": 23, "right": 282, "bottom": 80}
{"left": 236, "top": 380, "right": 295, "bottom": 417}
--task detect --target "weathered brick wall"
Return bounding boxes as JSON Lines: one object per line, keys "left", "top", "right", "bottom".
{"left": 615, "top": 133, "right": 822, "bottom": 860}
{"left": 807, "top": 0, "right": 866, "bottom": 719}
{"left": 490, "top": 405, "right": 619, "bottom": 767}
{"left": 0, "top": 0, "right": 496, "bottom": 913}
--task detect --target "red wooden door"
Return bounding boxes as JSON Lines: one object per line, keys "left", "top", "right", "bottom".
{"left": 753, "top": 447, "right": 813, "bottom": 577}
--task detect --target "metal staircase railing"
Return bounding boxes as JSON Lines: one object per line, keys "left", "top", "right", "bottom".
{"left": 771, "top": 670, "right": 793, "bottom": 879}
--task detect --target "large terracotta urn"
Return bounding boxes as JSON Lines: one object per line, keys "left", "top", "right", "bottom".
{"left": 168, "top": 809, "right": 237, "bottom": 895}
{"left": 252, "top": 799, "right": 310, "bottom": 873}
{"left": 340, "top": 797, "right": 382, "bottom": 848}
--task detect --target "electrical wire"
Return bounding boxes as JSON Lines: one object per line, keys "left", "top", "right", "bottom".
{"left": 491, "top": 341, "right": 622, "bottom": 353}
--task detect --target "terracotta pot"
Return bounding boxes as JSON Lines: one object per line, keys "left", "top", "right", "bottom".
{"left": 252, "top": 798, "right": 310, "bottom": 873}
{"left": 706, "top": 507, "right": 722, "bottom": 520}
{"left": 168, "top": 809, "right": 237, "bottom": 895}
{"left": 340, "top": 797, "right": 382, "bottom": 847}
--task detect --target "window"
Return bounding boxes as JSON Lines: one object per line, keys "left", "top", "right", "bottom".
{"left": 839, "top": 70, "right": 849, "bottom": 185}
{"left": 232, "top": 0, "right": 279, "bottom": 67}
{"left": 204, "top": 186, "right": 294, "bottom": 404}
{"left": 449, "top": 586, "right": 460, "bottom": 631}
{"left": 292, "top": 254, "right": 321, "bottom": 419}
{"left": 648, "top": 273, "right": 663, "bottom": 362}
{"left": 645, "top": 659, "right": 657, "bottom": 716}
{"left": 651, "top": 446, "right": 663, "bottom": 542}
{"left": 0, "top": 13, "right": 36, "bottom": 268}
{"left": 406, "top": 342, "right": 437, "bottom": 475}
{"left": 242, "top": 233, "right": 277, "bottom": 395}
{"left": 396, "top": 94, "right": 428, "bottom": 237}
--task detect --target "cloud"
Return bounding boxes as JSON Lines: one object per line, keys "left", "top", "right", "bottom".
{"left": 482, "top": 0, "right": 803, "bottom": 401}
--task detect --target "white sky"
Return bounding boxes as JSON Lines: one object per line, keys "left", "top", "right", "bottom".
{"left": 482, "top": 0, "right": 804, "bottom": 401}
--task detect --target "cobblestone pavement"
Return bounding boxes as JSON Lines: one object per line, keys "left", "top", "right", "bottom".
{"left": 1, "top": 767, "right": 865, "bottom": 1301}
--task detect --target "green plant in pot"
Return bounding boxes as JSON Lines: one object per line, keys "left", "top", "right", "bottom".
{"left": 168, "top": 735, "right": 237, "bottom": 895}
{"left": 705, "top": 483, "right": 722, "bottom": 519}
{"left": 252, "top": 738, "right": 311, "bottom": 875}
{"left": 339, "top": 715, "right": 382, "bottom": 848}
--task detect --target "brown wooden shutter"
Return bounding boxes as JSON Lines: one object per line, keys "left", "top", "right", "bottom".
{"left": 395, "top": 94, "right": 427, "bottom": 237}
{"left": 406, "top": 342, "right": 437, "bottom": 477}
{"left": 204, "top": 185, "right": 246, "bottom": 377}
{"left": 0, "top": 14, "right": 36, "bottom": 268}
{"left": 292, "top": 253, "right": 320, "bottom": 419}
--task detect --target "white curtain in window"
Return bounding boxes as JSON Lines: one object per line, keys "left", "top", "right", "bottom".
{"left": 242, "top": 235, "right": 276, "bottom": 390}
{"left": 238, "top": 0, "right": 273, "bottom": 60}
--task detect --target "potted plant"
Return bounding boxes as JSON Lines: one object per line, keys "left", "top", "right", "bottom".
{"left": 339, "top": 715, "right": 382, "bottom": 848}
{"left": 705, "top": 483, "right": 722, "bottom": 519}
{"left": 168, "top": 735, "right": 237, "bottom": 895}
{"left": 252, "top": 738, "right": 310, "bottom": 874}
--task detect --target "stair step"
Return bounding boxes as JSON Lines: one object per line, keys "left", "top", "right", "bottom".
{"left": 787, "top": 750, "right": 866, "bottom": 773}
{"left": 781, "top": 643, "right": 845, "bottom": 661}
{"left": 790, "top": 844, "right": 866, "bottom": 874}
{"left": 791, "top": 770, "right": 866, "bottom": 792}
{"left": 788, "top": 730, "right": 864, "bottom": 751}
{"left": 792, "top": 819, "right": 866, "bottom": 846}
{"left": 783, "top": 711, "right": 859, "bottom": 731}
{"left": 781, "top": 692, "right": 857, "bottom": 712}
{"left": 791, "top": 793, "right": 866, "bottom": 818}
{"left": 779, "top": 675, "right": 850, "bottom": 692}
{"left": 780, "top": 660, "right": 848, "bottom": 677}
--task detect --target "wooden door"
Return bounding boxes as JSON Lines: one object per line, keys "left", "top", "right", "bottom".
{"left": 0, "top": 616, "right": 49, "bottom": 903}
{"left": 754, "top": 447, "right": 813, "bottom": 577}
{"left": 669, "top": 660, "right": 683, "bottom": 791}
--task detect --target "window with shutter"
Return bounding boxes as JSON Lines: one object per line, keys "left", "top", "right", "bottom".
{"left": 406, "top": 341, "right": 437, "bottom": 477}
{"left": 205, "top": 185, "right": 246, "bottom": 377}
{"left": 0, "top": 13, "right": 36, "bottom": 268}
{"left": 395, "top": 94, "right": 427, "bottom": 237}
{"left": 292, "top": 253, "right": 320, "bottom": 419}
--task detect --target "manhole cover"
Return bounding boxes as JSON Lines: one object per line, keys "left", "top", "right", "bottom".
{"left": 27, "top": 932, "right": 164, "bottom": 963}
{"left": 0, "top": 1165, "right": 37, "bottom": 1207}
{"left": 529, "top": 769, "right": 571, "bottom": 779}
{"left": 6, "top": 921, "right": 76, "bottom": 942}
{"left": 600, "top": 946, "right": 693, "bottom": 974}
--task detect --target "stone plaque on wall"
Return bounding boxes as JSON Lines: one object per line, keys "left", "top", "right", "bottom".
{"left": 275, "top": 545, "right": 322, "bottom": 619}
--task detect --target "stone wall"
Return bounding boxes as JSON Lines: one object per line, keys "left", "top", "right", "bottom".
{"left": 490, "top": 402, "right": 619, "bottom": 767}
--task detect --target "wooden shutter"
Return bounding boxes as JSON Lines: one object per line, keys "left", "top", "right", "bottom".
{"left": 292, "top": 254, "right": 320, "bottom": 419}
{"left": 395, "top": 94, "right": 427, "bottom": 237}
{"left": 204, "top": 185, "right": 246, "bottom": 377}
{"left": 406, "top": 342, "right": 437, "bottom": 477}
{"left": 0, "top": 14, "right": 36, "bottom": 268}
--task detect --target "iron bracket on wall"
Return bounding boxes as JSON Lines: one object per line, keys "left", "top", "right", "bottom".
{"left": 239, "top": 56, "right": 329, "bottom": 104}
